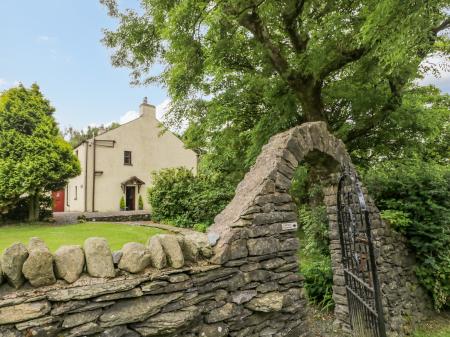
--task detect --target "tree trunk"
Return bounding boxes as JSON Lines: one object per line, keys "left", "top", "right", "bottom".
{"left": 28, "top": 193, "right": 40, "bottom": 222}
{"left": 292, "top": 79, "right": 326, "bottom": 123}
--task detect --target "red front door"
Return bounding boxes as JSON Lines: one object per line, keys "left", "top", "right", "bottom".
{"left": 52, "top": 189, "right": 65, "bottom": 212}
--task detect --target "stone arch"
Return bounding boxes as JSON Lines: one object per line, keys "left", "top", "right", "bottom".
{"left": 208, "top": 121, "right": 431, "bottom": 336}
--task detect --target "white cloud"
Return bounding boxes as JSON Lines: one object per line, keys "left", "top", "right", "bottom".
{"left": 0, "top": 78, "right": 6, "bottom": 86}
{"left": 119, "top": 110, "right": 140, "bottom": 124}
{"left": 156, "top": 98, "right": 189, "bottom": 133}
{"left": 419, "top": 55, "right": 450, "bottom": 93}
{"left": 155, "top": 99, "right": 171, "bottom": 122}
{"left": 36, "top": 35, "right": 53, "bottom": 43}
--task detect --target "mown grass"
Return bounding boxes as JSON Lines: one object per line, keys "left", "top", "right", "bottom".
{"left": 0, "top": 222, "right": 166, "bottom": 252}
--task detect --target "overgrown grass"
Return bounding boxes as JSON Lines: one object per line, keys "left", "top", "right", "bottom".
{"left": 0, "top": 222, "right": 166, "bottom": 252}
{"left": 413, "top": 312, "right": 450, "bottom": 337}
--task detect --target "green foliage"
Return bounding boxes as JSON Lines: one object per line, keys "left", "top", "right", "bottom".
{"left": 380, "top": 210, "right": 412, "bottom": 233}
{"left": 293, "top": 165, "right": 334, "bottom": 311}
{"left": 365, "top": 159, "right": 450, "bottom": 309}
{"left": 301, "top": 256, "right": 334, "bottom": 312}
{"left": 193, "top": 223, "right": 208, "bottom": 233}
{"left": 63, "top": 123, "right": 120, "bottom": 148}
{"left": 101, "top": 0, "right": 448, "bottom": 179}
{"left": 138, "top": 195, "right": 144, "bottom": 210}
{"left": 119, "top": 196, "right": 125, "bottom": 210}
{"left": 299, "top": 205, "right": 330, "bottom": 257}
{"left": 147, "top": 167, "right": 234, "bottom": 228}
{"left": 0, "top": 84, "right": 80, "bottom": 220}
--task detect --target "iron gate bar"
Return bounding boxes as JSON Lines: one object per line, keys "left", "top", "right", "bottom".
{"left": 337, "top": 170, "right": 387, "bottom": 337}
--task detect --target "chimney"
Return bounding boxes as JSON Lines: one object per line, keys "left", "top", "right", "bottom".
{"left": 139, "top": 97, "right": 156, "bottom": 119}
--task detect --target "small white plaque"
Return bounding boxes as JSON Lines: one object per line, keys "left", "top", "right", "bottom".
{"left": 281, "top": 222, "right": 298, "bottom": 231}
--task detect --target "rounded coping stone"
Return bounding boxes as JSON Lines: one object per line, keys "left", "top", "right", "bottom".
{"left": 118, "top": 242, "right": 151, "bottom": 273}
{"left": 22, "top": 237, "right": 56, "bottom": 287}
{"left": 54, "top": 245, "right": 85, "bottom": 283}
{"left": 146, "top": 236, "right": 167, "bottom": 269}
{"left": 157, "top": 234, "right": 184, "bottom": 268}
{"left": 1, "top": 242, "right": 29, "bottom": 289}
{"left": 83, "top": 237, "right": 115, "bottom": 278}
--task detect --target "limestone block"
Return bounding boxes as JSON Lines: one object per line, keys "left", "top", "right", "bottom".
{"left": 84, "top": 237, "right": 115, "bottom": 278}
{"left": 54, "top": 245, "right": 85, "bottom": 283}
{"left": 15, "top": 316, "right": 59, "bottom": 331}
{"left": 245, "top": 292, "right": 285, "bottom": 312}
{"left": 98, "top": 326, "right": 140, "bottom": 337}
{"left": 1, "top": 242, "right": 28, "bottom": 288}
{"left": 181, "top": 233, "right": 212, "bottom": 261}
{"left": 93, "top": 288, "right": 143, "bottom": 302}
{"left": 99, "top": 292, "right": 183, "bottom": 327}
{"left": 62, "top": 309, "right": 102, "bottom": 329}
{"left": 280, "top": 238, "right": 299, "bottom": 251}
{"left": 199, "top": 323, "right": 229, "bottom": 337}
{"left": 47, "top": 278, "right": 143, "bottom": 301}
{"left": 146, "top": 236, "right": 167, "bottom": 269}
{"left": 157, "top": 235, "right": 184, "bottom": 268}
{"left": 67, "top": 322, "right": 102, "bottom": 337}
{"left": 247, "top": 237, "right": 280, "bottom": 256}
{"left": 205, "top": 303, "right": 241, "bottom": 323}
{"left": 231, "top": 290, "right": 257, "bottom": 304}
{"left": 0, "top": 301, "right": 51, "bottom": 325}
{"left": 131, "top": 306, "right": 200, "bottom": 336}
{"left": 229, "top": 239, "right": 248, "bottom": 260}
{"left": 118, "top": 242, "right": 151, "bottom": 273}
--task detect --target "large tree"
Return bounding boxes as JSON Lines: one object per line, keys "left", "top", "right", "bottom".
{"left": 101, "top": 0, "right": 449, "bottom": 179}
{"left": 0, "top": 84, "right": 80, "bottom": 221}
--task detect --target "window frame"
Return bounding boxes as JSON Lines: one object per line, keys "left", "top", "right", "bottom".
{"left": 124, "top": 151, "right": 132, "bottom": 166}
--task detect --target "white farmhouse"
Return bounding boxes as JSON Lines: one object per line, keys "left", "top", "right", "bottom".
{"left": 56, "top": 99, "right": 197, "bottom": 212}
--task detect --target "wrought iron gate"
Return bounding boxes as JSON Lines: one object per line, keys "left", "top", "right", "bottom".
{"left": 337, "top": 171, "right": 387, "bottom": 337}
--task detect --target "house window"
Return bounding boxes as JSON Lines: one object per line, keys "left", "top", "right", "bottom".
{"left": 124, "top": 151, "right": 132, "bottom": 165}
{"left": 75, "top": 150, "right": 79, "bottom": 158}
{"left": 74, "top": 186, "right": 78, "bottom": 200}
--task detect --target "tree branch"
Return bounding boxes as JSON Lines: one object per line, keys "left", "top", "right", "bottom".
{"left": 238, "top": 9, "right": 290, "bottom": 76}
{"left": 319, "top": 47, "right": 366, "bottom": 80}
{"left": 344, "top": 78, "right": 404, "bottom": 143}
{"left": 281, "top": 0, "right": 308, "bottom": 52}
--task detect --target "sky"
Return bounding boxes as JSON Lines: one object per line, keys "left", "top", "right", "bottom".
{"left": 0, "top": 0, "right": 167, "bottom": 130}
{"left": 0, "top": 1, "right": 449, "bottom": 131}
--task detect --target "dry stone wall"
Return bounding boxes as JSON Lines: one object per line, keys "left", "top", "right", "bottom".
{"left": 0, "top": 122, "right": 431, "bottom": 337}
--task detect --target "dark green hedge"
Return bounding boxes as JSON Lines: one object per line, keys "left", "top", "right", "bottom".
{"left": 147, "top": 167, "right": 234, "bottom": 228}
{"left": 365, "top": 159, "right": 450, "bottom": 309}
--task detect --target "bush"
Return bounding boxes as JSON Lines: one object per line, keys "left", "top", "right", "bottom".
{"left": 148, "top": 167, "right": 234, "bottom": 228}
{"left": 365, "top": 159, "right": 450, "bottom": 309}
{"left": 301, "top": 256, "right": 334, "bottom": 311}
{"left": 119, "top": 196, "right": 125, "bottom": 210}
{"left": 138, "top": 195, "right": 144, "bottom": 210}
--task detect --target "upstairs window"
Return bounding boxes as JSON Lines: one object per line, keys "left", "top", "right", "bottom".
{"left": 124, "top": 151, "right": 132, "bottom": 165}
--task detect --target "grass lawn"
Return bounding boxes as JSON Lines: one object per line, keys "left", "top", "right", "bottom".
{"left": 0, "top": 222, "right": 166, "bottom": 253}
